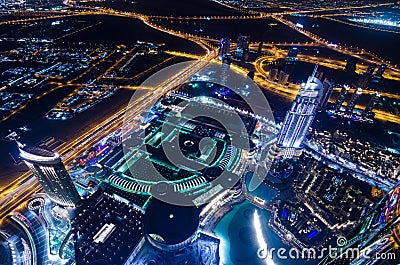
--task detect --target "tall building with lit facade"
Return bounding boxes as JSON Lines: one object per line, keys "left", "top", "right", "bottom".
{"left": 285, "top": 47, "right": 298, "bottom": 63}
{"left": 362, "top": 91, "right": 381, "bottom": 118}
{"left": 356, "top": 64, "right": 376, "bottom": 89}
{"left": 346, "top": 87, "right": 363, "bottom": 113}
{"left": 269, "top": 67, "right": 323, "bottom": 159}
{"left": 321, "top": 182, "right": 400, "bottom": 265}
{"left": 284, "top": 47, "right": 299, "bottom": 76}
{"left": 320, "top": 78, "right": 334, "bottom": 109}
{"left": 335, "top": 85, "right": 350, "bottom": 112}
{"left": 236, "top": 34, "right": 250, "bottom": 61}
{"left": 218, "top": 38, "right": 230, "bottom": 59}
{"left": 369, "top": 64, "right": 386, "bottom": 89}
{"left": 18, "top": 143, "right": 81, "bottom": 207}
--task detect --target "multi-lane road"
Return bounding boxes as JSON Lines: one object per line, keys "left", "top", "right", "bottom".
{"left": 0, "top": 3, "right": 220, "bottom": 220}
{"left": 1, "top": 1, "right": 400, "bottom": 218}
{"left": 2, "top": 4, "right": 398, "bottom": 69}
{"left": 0, "top": 43, "right": 217, "bottom": 220}
{"left": 254, "top": 55, "right": 400, "bottom": 124}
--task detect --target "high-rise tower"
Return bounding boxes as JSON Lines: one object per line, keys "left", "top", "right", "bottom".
{"left": 320, "top": 78, "right": 334, "bottom": 109}
{"left": 269, "top": 66, "right": 323, "bottom": 159}
{"left": 369, "top": 64, "right": 386, "bottom": 89}
{"left": 335, "top": 85, "right": 350, "bottom": 112}
{"left": 18, "top": 143, "right": 81, "bottom": 207}
{"left": 362, "top": 91, "right": 381, "bottom": 118}
{"left": 218, "top": 38, "right": 230, "bottom": 59}
{"left": 346, "top": 87, "right": 363, "bottom": 114}
{"left": 236, "top": 34, "right": 250, "bottom": 61}
{"left": 356, "top": 64, "right": 376, "bottom": 89}
{"left": 285, "top": 47, "right": 298, "bottom": 63}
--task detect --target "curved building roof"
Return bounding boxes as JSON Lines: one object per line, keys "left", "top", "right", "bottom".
{"left": 143, "top": 199, "right": 199, "bottom": 246}
{"left": 19, "top": 145, "right": 60, "bottom": 164}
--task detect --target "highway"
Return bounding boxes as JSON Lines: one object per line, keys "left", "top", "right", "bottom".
{"left": 2, "top": 5, "right": 398, "bottom": 71}
{"left": 251, "top": 43, "right": 400, "bottom": 82}
{"left": 0, "top": 52, "right": 217, "bottom": 219}
{"left": 255, "top": 55, "right": 400, "bottom": 92}
{"left": 272, "top": 15, "right": 398, "bottom": 70}
{"left": 0, "top": 56, "right": 216, "bottom": 219}
{"left": 1, "top": 1, "right": 400, "bottom": 218}
{"left": 253, "top": 56, "right": 400, "bottom": 124}
{"left": 0, "top": 20, "right": 217, "bottom": 219}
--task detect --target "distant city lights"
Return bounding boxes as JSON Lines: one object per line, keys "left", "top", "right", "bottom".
{"left": 348, "top": 16, "right": 400, "bottom": 28}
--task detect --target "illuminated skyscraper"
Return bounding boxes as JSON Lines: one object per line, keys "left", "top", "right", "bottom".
{"left": 362, "top": 91, "right": 381, "bottom": 118}
{"left": 346, "top": 87, "right": 363, "bottom": 113}
{"left": 284, "top": 47, "right": 298, "bottom": 76}
{"left": 269, "top": 66, "right": 323, "bottom": 159}
{"left": 376, "top": 64, "right": 387, "bottom": 76}
{"left": 320, "top": 78, "right": 334, "bottom": 109}
{"left": 285, "top": 47, "right": 298, "bottom": 63}
{"left": 18, "top": 143, "right": 81, "bottom": 207}
{"left": 218, "top": 38, "right": 230, "bottom": 59}
{"left": 236, "top": 34, "right": 250, "bottom": 60}
{"left": 278, "top": 70, "right": 289, "bottom": 85}
{"left": 370, "top": 64, "right": 386, "bottom": 89}
{"left": 335, "top": 85, "right": 350, "bottom": 112}
{"left": 356, "top": 64, "right": 376, "bottom": 89}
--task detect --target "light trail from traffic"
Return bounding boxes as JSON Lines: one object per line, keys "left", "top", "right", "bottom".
{"left": 255, "top": 55, "right": 400, "bottom": 98}
{"left": 0, "top": 48, "right": 218, "bottom": 220}
{"left": 272, "top": 15, "right": 398, "bottom": 70}
{"left": 254, "top": 56, "right": 400, "bottom": 124}
{"left": 0, "top": 3, "right": 220, "bottom": 219}
{"left": 1, "top": 0, "right": 400, "bottom": 219}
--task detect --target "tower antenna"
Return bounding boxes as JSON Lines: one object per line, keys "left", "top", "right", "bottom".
{"left": 311, "top": 64, "right": 319, "bottom": 79}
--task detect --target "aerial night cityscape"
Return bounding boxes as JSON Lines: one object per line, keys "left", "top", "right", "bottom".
{"left": 1, "top": 0, "right": 400, "bottom": 265}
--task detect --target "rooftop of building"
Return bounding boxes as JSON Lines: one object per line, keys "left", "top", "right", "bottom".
{"left": 18, "top": 143, "right": 60, "bottom": 163}
{"left": 143, "top": 199, "right": 200, "bottom": 246}
{"left": 72, "top": 192, "right": 144, "bottom": 265}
